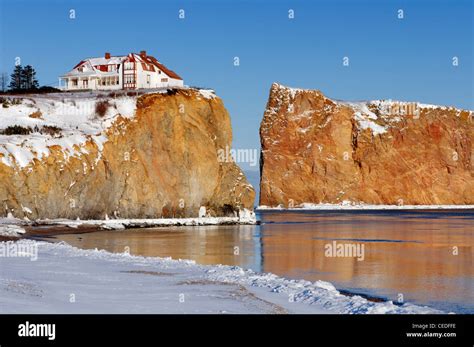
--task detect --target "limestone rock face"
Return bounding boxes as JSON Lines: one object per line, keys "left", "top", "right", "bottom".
{"left": 0, "top": 89, "right": 254, "bottom": 219}
{"left": 260, "top": 83, "right": 474, "bottom": 207}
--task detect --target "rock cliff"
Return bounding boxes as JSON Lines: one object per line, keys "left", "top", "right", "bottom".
{"left": 260, "top": 83, "right": 473, "bottom": 207}
{"left": 0, "top": 89, "right": 254, "bottom": 219}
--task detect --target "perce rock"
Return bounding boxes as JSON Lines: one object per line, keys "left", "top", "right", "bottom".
{"left": 260, "top": 83, "right": 473, "bottom": 207}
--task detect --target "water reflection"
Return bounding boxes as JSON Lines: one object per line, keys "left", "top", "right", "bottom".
{"left": 53, "top": 210, "right": 474, "bottom": 313}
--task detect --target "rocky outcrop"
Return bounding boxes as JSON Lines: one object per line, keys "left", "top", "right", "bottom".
{"left": 0, "top": 89, "right": 255, "bottom": 219}
{"left": 260, "top": 83, "right": 473, "bottom": 207}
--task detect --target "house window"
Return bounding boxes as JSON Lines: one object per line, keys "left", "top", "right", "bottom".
{"left": 147, "top": 75, "right": 150, "bottom": 85}
{"left": 161, "top": 78, "right": 168, "bottom": 82}
{"left": 72, "top": 79, "right": 78, "bottom": 86}
{"left": 124, "top": 74, "right": 135, "bottom": 84}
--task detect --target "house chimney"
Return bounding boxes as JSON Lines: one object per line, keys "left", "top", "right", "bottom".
{"left": 105, "top": 52, "right": 111, "bottom": 59}
{"left": 140, "top": 50, "right": 147, "bottom": 57}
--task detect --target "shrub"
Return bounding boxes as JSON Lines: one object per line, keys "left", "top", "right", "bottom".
{"left": 0, "top": 97, "right": 21, "bottom": 106}
{"left": 0, "top": 125, "right": 33, "bottom": 135}
{"left": 37, "top": 86, "right": 61, "bottom": 93}
{"left": 40, "top": 125, "right": 62, "bottom": 137}
{"left": 95, "top": 100, "right": 110, "bottom": 117}
{"left": 108, "top": 91, "right": 125, "bottom": 98}
{"left": 189, "top": 86, "right": 209, "bottom": 90}
{"left": 9, "top": 98, "right": 22, "bottom": 105}
{"left": 0, "top": 97, "right": 9, "bottom": 108}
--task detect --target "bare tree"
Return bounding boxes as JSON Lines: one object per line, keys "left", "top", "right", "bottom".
{"left": 0, "top": 72, "right": 8, "bottom": 92}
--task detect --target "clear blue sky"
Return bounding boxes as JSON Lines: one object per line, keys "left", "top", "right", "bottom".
{"left": 1, "top": 0, "right": 472, "bottom": 163}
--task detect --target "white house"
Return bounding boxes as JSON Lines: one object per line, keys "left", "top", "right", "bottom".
{"left": 59, "top": 51, "right": 184, "bottom": 91}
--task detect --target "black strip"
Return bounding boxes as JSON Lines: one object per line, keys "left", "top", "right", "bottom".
{"left": 0, "top": 314, "right": 472, "bottom": 346}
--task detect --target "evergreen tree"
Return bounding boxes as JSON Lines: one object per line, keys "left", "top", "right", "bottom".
{"left": 7, "top": 65, "right": 40, "bottom": 91}
{"left": 8, "top": 65, "right": 22, "bottom": 91}
{"left": 22, "top": 65, "right": 39, "bottom": 90}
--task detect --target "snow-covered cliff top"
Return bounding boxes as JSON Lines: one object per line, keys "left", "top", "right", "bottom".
{"left": 266, "top": 83, "right": 472, "bottom": 136}
{"left": 0, "top": 93, "right": 138, "bottom": 169}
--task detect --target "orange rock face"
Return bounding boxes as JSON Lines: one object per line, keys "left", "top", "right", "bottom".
{"left": 0, "top": 89, "right": 255, "bottom": 219}
{"left": 259, "top": 83, "right": 474, "bottom": 207}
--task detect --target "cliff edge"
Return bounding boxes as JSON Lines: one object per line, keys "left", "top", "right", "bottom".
{"left": 0, "top": 88, "right": 255, "bottom": 219}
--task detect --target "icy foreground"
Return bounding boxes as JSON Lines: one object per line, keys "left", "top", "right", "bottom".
{"left": 0, "top": 240, "right": 441, "bottom": 314}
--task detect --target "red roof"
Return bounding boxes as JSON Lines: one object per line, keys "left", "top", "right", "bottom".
{"left": 72, "top": 60, "right": 85, "bottom": 69}
{"left": 143, "top": 55, "right": 183, "bottom": 80}
{"left": 70, "top": 52, "right": 183, "bottom": 81}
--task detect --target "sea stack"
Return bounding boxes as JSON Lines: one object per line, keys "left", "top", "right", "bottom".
{"left": 259, "top": 83, "right": 473, "bottom": 207}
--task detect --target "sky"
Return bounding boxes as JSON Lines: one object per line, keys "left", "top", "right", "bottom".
{"left": 0, "top": 0, "right": 472, "bottom": 171}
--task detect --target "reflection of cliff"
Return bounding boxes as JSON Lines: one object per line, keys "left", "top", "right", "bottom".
{"left": 57, "top": 225, "right": 262, "bottom": 270}
{"left": 260, "top": 83, "right": 474, "bottom": 206}
{"left": 259, "top": 213, "right": 474, "bottom": 302}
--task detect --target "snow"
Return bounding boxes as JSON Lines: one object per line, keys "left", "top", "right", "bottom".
{"left": 338, "top": 101, "right": 388, "bottom": 135}
{"left": 21, "top": 205, "right": 33, "bottom": 215}
{"left": 353, "top": 111, "right": 387, "bottom": 135}
{"left": 257, "top": 203, "right": 474, "bottom": 210}
{"left": 198, "top": 89, "right": 216, "bottom": 99}
{"left": 30, "top": 210, "right": 257, "bottom": 229}
{"left": 273, "top": 83, "right": 308, "bottom": 97}
{"left": 335, "top": 99, "right": 472, "bottom": 136}
{"left": 199, "top": 206, "right": 207, "bottom": 218}
{"left": 87, "top": 56, "right": 126, "bottom": 66}
{"left": 0, "top": 225, "right": 26, "bottom": 237}
{"left": 0, "top": 94, "right": 137, "bottom": 169}
{"left": 0, "top": 239, "right": 442, "bottom": 314}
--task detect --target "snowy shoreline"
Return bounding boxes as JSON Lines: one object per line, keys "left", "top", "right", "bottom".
{"left": 34, "top": 213, "right": 258, "bottom": 229}
{"left": 257, "top": 203, "right": 474, "bottom": 211}
{"left": 0, "top": 239, "right": 443, "bottom": 314}
{"left": 0, "top": 212, "right": 258, "bottom": 238}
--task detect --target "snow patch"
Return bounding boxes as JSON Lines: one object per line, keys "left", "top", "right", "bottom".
{"left": 198, "top": 89, "right": 216, "bottom": 99}
{"left": 0, "top": 225, "right": 26, "bottom": 237}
